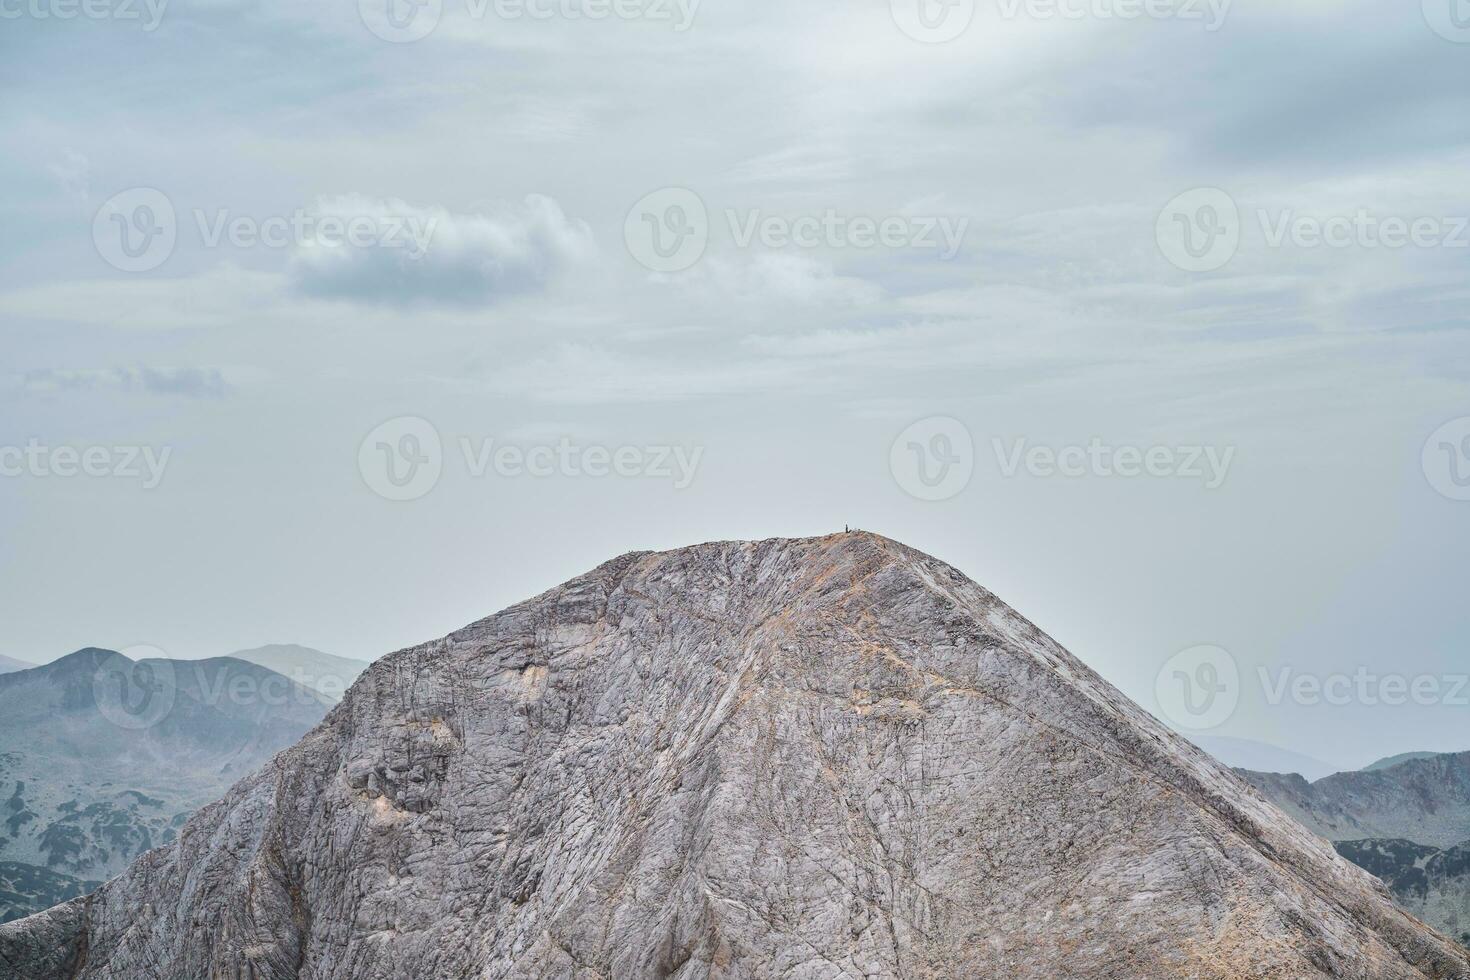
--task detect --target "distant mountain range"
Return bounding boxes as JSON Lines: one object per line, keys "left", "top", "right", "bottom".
{"left": 224, "top": 644, "right": 370, "bottom": 703}
{"left": 1242, "top": 750, "right": 1470, "bottom": 949}
{"left": 0, "top": 649, "right": 328, "bottom": 921}
{"left": 0, "top": 656, "right": 35, "bottom": 675}
{"left": 1364, "top": 751, "right": 1443, "bottom": 773}
{"left": 1241, "top": 751, "right": 1470, "bottom": 848}
{"left": 1190, "top": 734, "right": 1344, "bottom": 782}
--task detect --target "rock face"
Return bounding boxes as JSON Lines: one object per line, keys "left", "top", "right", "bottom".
{"left": 3, "top": 534, "right": 1468, "bottom": 979}
{"left": 1241, "top": 754, "right": 1470, "bottom": 850}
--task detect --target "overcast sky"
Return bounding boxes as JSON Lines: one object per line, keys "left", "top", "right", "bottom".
{"left": 2, "top": 0, "right": 1468, "bottom": 769}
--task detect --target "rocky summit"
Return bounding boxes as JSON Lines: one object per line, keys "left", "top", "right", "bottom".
{"left": 2, "top": 534, "right": 1467, "bottom": 979}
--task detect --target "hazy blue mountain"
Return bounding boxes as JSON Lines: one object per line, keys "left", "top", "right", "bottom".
{"left": 0, "top": 656, "right": 35, "bottom": 675}
{"left": 1364, "top": 751, "right": 1443, "bottom": 773}
{"left": 225, "top": 644, "right": 370, "bottom": 703}
{"left": 0, "top": 649, "right": 328, "bottom": 920}
{"left": 1190, "top": 734, "right": 1343, "bottom": 782}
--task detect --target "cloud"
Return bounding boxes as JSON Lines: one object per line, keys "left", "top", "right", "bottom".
{"left": 289, "top": 195, "right": 597, "bottom": 308}
{"left": 724, "top": 143, "right": 855, "bottom": 185}
{"left": 485, "top": 343, "right": 811, "bottom": 404}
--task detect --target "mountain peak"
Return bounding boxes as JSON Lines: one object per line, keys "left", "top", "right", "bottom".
{"left": 28, "top": 647, "right": 125, "bottom": 677}
{"left": 4, "top": 537, "right": 1466, "bottom": 978}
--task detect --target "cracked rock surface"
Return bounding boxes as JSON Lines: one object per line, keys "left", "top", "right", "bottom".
{"left": 3, "top": 533, "right": 1468, "bottom": 978}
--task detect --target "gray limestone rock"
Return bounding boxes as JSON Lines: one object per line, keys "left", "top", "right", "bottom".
{"left": 3, "top": 534, "right": 1468, "bottom": 979}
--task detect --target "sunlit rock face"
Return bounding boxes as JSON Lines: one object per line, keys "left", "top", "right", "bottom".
{"left": 3, "top": 534, "right": 1467, "bottom": 979}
